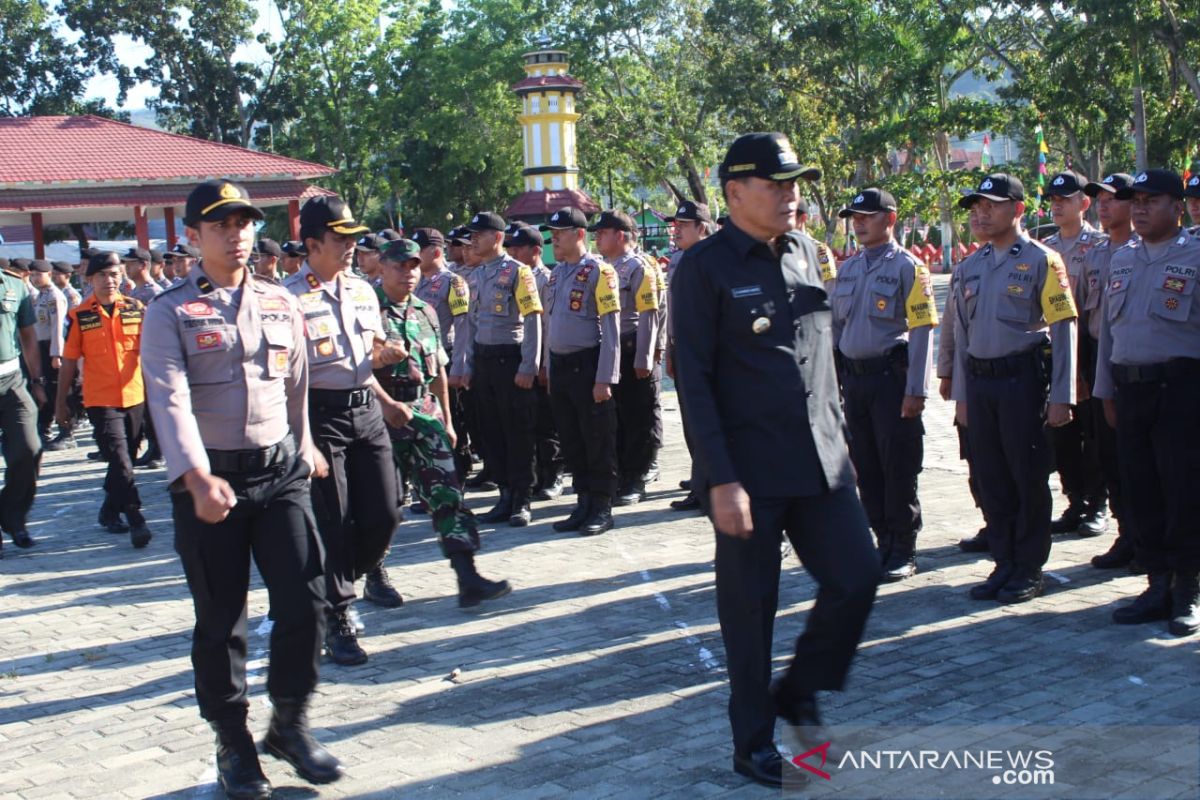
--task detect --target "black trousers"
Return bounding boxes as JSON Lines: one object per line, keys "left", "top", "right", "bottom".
{"left": 473, "top": 347, "right": 537, "bottom": 494}
{"left": 87, "top": 404, "right": 144, "bottom": 522}
{"left": 549, "top": 347, "right": 617, "bottom": 499}
{"left": 534, "top": 381, "right": 563, "bottom": 485}
{"left": 172, "top": 451, "right": 326, "bottom": 724}
{"left": 841, "top": 365, "right": 923, "bottom": 541}
{"left": 450, "top": 385, "right": 474, "bottom": 478}
{"left": 1114, "top": 369, "right": 1200, "bottom": 573}
{"left": 715, "top": 486, "right": 879, "bottom": 755}
{"left": 965, "top": 358, "right": 1052, "bottom": 569}
{"left": 309, "top": 394, "right": 400, "bottom": 612}
{"left": 1091, "top": 396, "right": 1126, "bottom": 525}
{"left": 1049, "top": 400, "right": 1106, "bottom": 505}
{"left": 614, "top": 334, "right": 662, "bottom": 482}
{"left": 0, "top": 370, "right": 41, "bottom": 535}
{"left": 36, "top": 340, "right": 60, "bottom": 438}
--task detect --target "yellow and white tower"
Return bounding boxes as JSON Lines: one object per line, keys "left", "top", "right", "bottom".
{"left": 514, "top": 49, "right": 582, "bottom": 192}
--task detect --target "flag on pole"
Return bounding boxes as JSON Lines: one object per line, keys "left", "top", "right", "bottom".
{"left": 981, "top": 134, "right": 992, "bottom": 169}
{"left": 1035, "top": 124, "right": 1047, "bottom": 218}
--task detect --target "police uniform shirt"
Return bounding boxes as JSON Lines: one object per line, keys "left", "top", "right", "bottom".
{"left": 414, "top": 267, "right": 469, "bottom": 353}
{"left": 1044, "top": 222, "right": 1104, "bottom": 309}
{"left": 458, "top": 254, "right": 542, "bottom": 377}
{"left": 802, "top": 231, "right": 839, "bottom": 287}
{"left": 831, "top": 240, "right": 937, "bottom": 396}
{"left": 283, "top": 262, "right": 382, "bottom": 390}
{"left": 141, "top": 266, "right": 312, "bottom": 484}
{"left": 129, "top": 280, "right": 163, "bottom": 307}
{"left": 949, "top": 236, "right": 1078, "bottom": 405}
{"left": 936, "top": 272, "right": 959, "bottom": 380}
{"left": 33, "top": 283, "right": 67, "bottom": 356}
{"left": 0, "top": 272, "right": 34, "bottom": 368}
{"left": 673, "top": 223, "right": 855, "bottom": 496}
{"left": 62, "top": 283, "right": 82, "bottom": 311}
{"left": 1094, "top": 233, "right": 1200, "bottom": 399}
{"left": 1079, "top": 234, "right": 1139, "bottom": 342}
{"left": 544, "top": 254, "right": 621, "bottom": 384}
{"left": 531, "top": 262, "right": 553, "bottom": 345}
{"left": 612, "top": 251, "right": 661, "bottom": 370}
{"left": 156, "top": 274, "right": 174, "bottom": 291}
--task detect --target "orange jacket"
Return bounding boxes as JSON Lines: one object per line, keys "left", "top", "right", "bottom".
{"left": 63, "top": 294, "right": 145, "bottom": 408}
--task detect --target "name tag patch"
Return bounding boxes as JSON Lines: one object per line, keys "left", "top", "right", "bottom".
{"left": 731, "top": 285, "right": 763, "bottom": 298}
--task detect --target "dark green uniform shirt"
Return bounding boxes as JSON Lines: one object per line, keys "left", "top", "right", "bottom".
{"left": 0, "top": 271, "right": 34, "bottom": 363}
{"left": 377, "top": 295, "right": 448, "bottom": 398}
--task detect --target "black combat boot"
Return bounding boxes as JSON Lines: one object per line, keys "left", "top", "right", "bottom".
{"left": 881, "top": 533, "right": 917, "bottom": 582}
{"left": 580, "top": 495, "right": 614, "bottom": 536}
{"left": 323, "top": 608, "right": 368, "bottom": 665}
{"left": 1112, "top": 572, "right": 1173, "bottom": 624}
{"left": 212, "top": 721, "right": 272, "bottom": 800}
{"left": 1076, "top": 496, "right": 1108, "bottom": 537}
{"left": 969, "top": 562, "right": 1014, "bottom": 600}
{"left": 996, "top": 565, "right": 1044, "bottom": 604}
{"left": 553, "top": 493, "right": 591, "bottom": 532}
{"left": 1050, "top": 499, "right": 1085, "bottom": 534}
{"left": 532, "top": 471, "right": 563, "bottom": 501}
{"left": 1091, "top": 531, "right": 1135, "bottom": 569}
{"left": 477, "top": 489, "right": 513, "bottom": 523}
{"left": 263, "top": 699, "right": 343, "bottom": 784}
{"left": 450, "top": 552, "right": 511, "bottom": 608}
{"left": 508, "top": 493, "right": 533, "bottom": 527}
{"left": 98, "top": 501, "right": 129, "bottom": 533}
{"left": 614, "top": 479, "right": 646, "bottom": 506}
{"left": 1168, "top": 571, "right": 1200, "bottom": 637}
{"left": 126, "top": 508, "right": 152, "bottom": 549}
{"left": 363, "top": 565, "right": 403, "bottom": 608}
{"left": 670, "top": 491, "right": 702, "bottom": 512}
{"left": 957, "top": 527, "right": 989, "bottom": 553}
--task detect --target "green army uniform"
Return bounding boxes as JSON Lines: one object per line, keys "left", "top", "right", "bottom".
{"left": 0, "top": 270, "right": 42, "bottom": 549}
{"left": 376, "top": 294, "right": 480, "bottom": 556}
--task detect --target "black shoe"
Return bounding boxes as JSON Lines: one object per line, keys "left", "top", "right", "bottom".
{"left": 996, "top": 566, "right": 1044, "bottom": 604}
{"left": 130, "top": 524, "right": 153, "bottom": 549}
{"left": 464, "top": 471, "right": 498, "bottom": 492}
{"left": 1112, "top": 572, "right": 1173, "bottom": 625}
{"left": 263, "top": 700, "right": 343, "bottom": 785}
{"left": 969, "top": 563, "right": 1014, "bottom": 600}
{"left": 98, "top": 508, "right": 129, "bottom": 533}
{"left": 553, "top": 493, "right": 591, "bottom": 533}
{"left": 133, "top": 453, "right": 164, "bottom": 470}
{"left": 881, "top": 534, "right": 918, "bottom": 582}
{"left": 363, "top": 566, "right": 404, "bottom": 608}
{"left": 324, "top": 610, "right": 368, "bottom": 665}
{"left": 1050, "top": 500, "right": 1085, "bottom": 534}
{"left": 1092, "top": 536, "right": 1135, "bottom": 569}
{"left": 1169, "top": 572, "right": 1200, "bottom": 637}
{"left": 957, "top": 528, "right": 989, "bottom": 553}
{"left": 670, "top": 492, "right": 702, "bottom": 512}
{"left": 614, "top": 480, "right": 645, "bottom": 507}
{"left": 43, "top": 432, "right": 76, "bottom": 452}
{"left": 1077, "top": 499, "right": 1108, "bottom": 537}
{"left": 732, "top": 744, "right": 805, "bottom": 789}
{"left": 86, "top": 450, "right": 103, "bottom": 461}
{"left": 212, "top": 723, "right": 272, "bottom": 800}
{"left": 580, "top": 497, "right": 614, "bottom": 536}
{"left": 531, "top": 475, "right": 563, "bottom": 501}
{"left": 410, "top": 501, "right": 428, "bottom": 514}
{"left": 774, "top": 690, "right": 844, "bottom": 763}
{"left": 477, "top": 490, "right": 513, "bottom": 524}
{"left": 8, "top": 530, "right": 34, "bottom": 549}
{"left": 642, "top": 462, "right": 660, "bottom": 484}
{"left": 451, "top": 552, "right": 512, "bottom": 608}
{"left": 508, "top": 495, "right": 532, "bottom": 527}
{"left": 679, "top": 479, "right": 691, "bottom": 491}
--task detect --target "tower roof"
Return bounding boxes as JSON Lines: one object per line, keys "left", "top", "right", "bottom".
{"left": 511, "top": 74, "right": 584, "bottom": 96}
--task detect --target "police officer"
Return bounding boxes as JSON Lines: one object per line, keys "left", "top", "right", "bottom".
{"left": 141, "top": 180, "right": 341, "bottom": 797}
{"left": 29, "top": 259, "right": 68, "bottom": 446}
{"left": 280, "top": 241, "right": 306, "bottom": 277}
{"left": 122, "top": 248, "right": 163, "bottom": 306}
{"left": 952, "top": 173, "right": 1078, "bottom": 603}
{"left": 541, "top": 207, "right": 621, "bottom": 536}
{"left": 505, "top": 224, "right": 564, "bottom": 500}
{"left": 51, "top": 261, "right": 82, "bottom": 309}
{"left": 50, "top": 261, "right": 84, "bottom": 438}
{"left": 590, "top": 210, "right": 661, "bottom": 506}
{"left": 252, "top": 238, "right": 284, "bottom": 283}
{"left": 673, "top": 132, "right": 879, "bottom": 788}
{"left": 354, "top": 233, "right": 383, "bottom": 285}
{"left": 457, "top": 211, "right": 543, "bottom": 526}
{"left": 832, "top": 188, "right": 936, "bottom": 581}
{"left": 447, "top": 226, "right": 495, "bottom": 491}
{"left": 0, "top": 255, "right": 46, "bottom": 556}
{"left": 1043, "top": 170, "right": 1108, "bottom": 537}
{"left": 1184, "top": 174, "right": 1200, "bottom": 233}
{"left": 1094, "top": 169, "right": 1200, "bottom": 637}
{"left": 1080, "top": 173, "right": 1139, "bottom": 570}
{"left": 55, "top": 251, "right": 153, "bottom": 547}
{"left": 283, "top": 195, "right": 405, "bottom": 665}
{"left": 170, "top": 242, "right": 200, "bottom": 281}
{"left": 375, "top": 239, "right": 511, "bottom": 606}
{"left": 149, "top": 248, "right": 172, "bottom": 290}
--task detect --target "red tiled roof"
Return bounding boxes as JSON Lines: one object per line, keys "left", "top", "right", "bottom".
{"left": 505, "top": 188, "right": 600, "bottom": 218}
{"left": 0, "top": 180, "right": 334, "bottom": 213}
{"left": 511, "top": 75, "right": 584, "bottom": 94}
{"left": 0, "top": 116, "right": 336, "bottom": 186}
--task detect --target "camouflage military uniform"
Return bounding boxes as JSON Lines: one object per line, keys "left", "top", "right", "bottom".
{"left": 377, "top": 294, "right": 479, "bottom": 556}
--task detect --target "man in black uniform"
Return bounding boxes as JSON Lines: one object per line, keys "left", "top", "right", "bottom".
{"left": 673, "top": 133, "right": 880, "bottom": 788}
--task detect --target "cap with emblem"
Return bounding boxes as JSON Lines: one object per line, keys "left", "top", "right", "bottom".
{"left": 281, "top": 240, "right": 307, "bottom": 257}
{"left": 184, "top": 179, "right": 265, "bottom": 226}
{"left": 355, "top": 233, "right": 382, "bottom": 252}
{"left": 1084, "top": 173, "right": 1135, "bottom": 197}
{"left": 447, "top": 226, "right": 472, "bottom": 244}
{"left": 1114, "top": 169, "right": 1184, "bottom": 200}
{"left": 718, "top": 132, "right": 821, "bottom": 183}
{"left": 958, "top": 173, "right": 1025, "bottom": 208}
{"left": 30, "top": 259, "right": 52, "bottom": 273}
{"left": 1045, "top": 170, "right": 1089, "bottom": 197}
{"left": 86, "top": 251, "right": 122, "bottom": 276}
{"left": 465, "top": 211, "right": 506, "bottom": 232}
{"left": 300, "top": 196, "right": 370, "bottom": 238}
{"left": 587, "top": 209, "right": 636, "bottom": 233}
{"left": 380, "top": 238, "right": 422, "bottom": 263}
{"left": 412, "top": 228, "right": 445, "bottom": 249}
{"left": 172, "top": 243, "right": 202, "bottom": 258}
{"left": 508, "top": 226, "right": 544, "bottom": 248}
{"left": 665, "top": 200, "right": 714, "bottom": 224}
{"left": 10, "top": 258, "right": 31, "bottom": 272}
{"left": 378, "top": 228, "right": 402, "bottom": 242}
{"left": 256, "top": 238, "right": 283, "bottom": 258}
{"left": 121, "top": 247, "right": 152, "bottom": 263}
{"left": 539, "top": 207, "right": 589, "bottom": 231}
{"left": 1184, "top": 174, "right": 1200, "bottom": 199}
{"left": 838, "top": 187, "right": 898, "bottom": 218}
{"left": 150, "top": 248, "right": 165, "bottom": 264}
{"left": 51, "top": 260, "right": 74, "bottom": 274}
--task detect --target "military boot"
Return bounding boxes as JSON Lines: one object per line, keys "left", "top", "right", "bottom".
{"left": 1076, "top": 497, "right": 1108, "bottom": 537}
{"left": 553, "top": 493, "right": 591, "bottom": 532}
{"left": 477, "top": 489, "right": 513, "bottom": 523}
{"left": 1168, "top": 571, "right": 1200, "bottom": 637}
{"left": 580, "top": 495, "right": 614, "bottom": 536}
{"left": 996, "top": 565, "right": 1044, "bottom": 604}
{"left": 881, "top": 533, "right": 917, "bottom": 582}
{"left": 263, "top": 699, "right": 343, "bottom": 784}
{"left": 1091, "top": 531, "right": 1135, "bottom": 569}
{"left": 509, "top": 493, "right": 533, "bottom": 527}
{"left": 957, "top": 527, "right": 989, "bottom": 553}
{"left": 1112, "top": 572, "right": 1173, "bottom": 624}
{"left": 450, "top": 552, "right": 511, "bottom": 608}
{"left": 614, "top": 479, "right": 646, "bottom": 506}
{"left": 1050, "top": 499, "right": 1085, "bottom": 534}
{"left": 969, "top": 562, "right": 1014, "bottom": 600}
{"left": 212, "top": 721, "right": 272, "bottom": 800}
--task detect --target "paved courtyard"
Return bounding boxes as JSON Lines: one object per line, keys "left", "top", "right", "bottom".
{"left": 1, "top": 275, "right": 1197, "bottom": 799}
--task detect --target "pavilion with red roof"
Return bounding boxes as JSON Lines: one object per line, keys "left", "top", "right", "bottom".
{"left": 0, "top": 115, "right": 337, "bottom": 257}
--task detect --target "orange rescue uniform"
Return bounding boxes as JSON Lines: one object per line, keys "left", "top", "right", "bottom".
{"left": 63, "top": 294, "right": 146, "bottom": 408}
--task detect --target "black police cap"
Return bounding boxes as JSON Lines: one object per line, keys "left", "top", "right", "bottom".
{"left": 256, "top": 238, "right": 284, "bottom": 258}
{"left": 1045, "top": 170, "right": 1089, "bottom": 197}
{"left": 377, "top": 228, "right": 403, "bottom": 242}
{"left": 86, "top": 251, "right": 122, "bottom": 276}
{"left": 1084, "top": 173, "right": 1136, "bottom": 197}
{"left": 959, "top": 173, "right": 1025, "bottom": 208}
{"left": 1184, "top": 174, "right": 1200, "bottom": 199}
{"left": 412, "top": 228, "right": 445, "bottom": 249}
{"left": 466, "top": 211, "right": 506, "bottom": 232}
{"left": 838, "top": 187, "right": 898, "bottom": 218}
{"left": 281, "top": 240, "right": 307, "bottom": 257}
{"left": 540, "top": 207, "right": 588, "bottom": 231}
{"left": 355, "top": 233, "right": 382, "bottom": 252}
{"left": 10, "top": 258, "right": 32, "bottom": 272}
{"left": 508, "top": 226, "right": 544, "bottom": 248}
{"left": 1115, "top": 169, "right": 1184, "bottom": 200}
{"left": 30, "top": 259, "right": 52, "bottom": 273}
{"left": 665, "top": 200, "right": 714, "bottom": 224}
{"left": 300, "top": 196, "right": 369, "bottom": 237}
{"left": 121, "top": 247, "right": 152, "bottom": 263}
{"left": 171, "top": 243, "right": 201, "bottom": 258}
{"left": 447, "top": 226, "right": 472, "bottom": 244}
{"left": 588, "top": 210, "right": 636, "bottom": 233}
{"left": 719, "top": 132, "right": 820, "bottom": 183}
{"left": 184, "top": 179, "right": 264, "bottom": 227}
{"left": 51, "top": 261, "right": 74, "bottom": 274}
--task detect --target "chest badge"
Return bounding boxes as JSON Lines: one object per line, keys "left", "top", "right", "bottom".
{"left": 752, "top": 316, "right": 771, "bottom": 334}
{"left": 875, "top": 298, "right": 888, "bottom": 311}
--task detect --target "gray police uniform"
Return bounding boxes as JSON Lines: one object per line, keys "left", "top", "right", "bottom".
{"left": 33, "top": 283, "right": 67, "bottom": 438}
{"left": 458, "top": 254, "right": 542, "bottom": 497}
{"left": 141, "top": 266, "right": 326, "bottom": 724}
{"left": 611, "top": 251, "right": 662, "bottom": 490}
{"left": 414, "top": 267, "right": 470, "bottom": 355}
{"left": 129, "top": 281, "right": 163, "bottom": 307}
{"left": 61, "top": 283, "right": 81, "bottom": 310}
{"left": 831, "top": 240, "right": 935, "bottom": 567}
{"left": 0, "top": 271, "right": 41, "bottom": 544}
{"left": 1094, "top": 233, "right": 1200, "bottom": 577}
{"left": 950, "top": 236, "right": 1078, "bottom": 575}
{"left": 284, "top": 263, "right": 400, "bottom": 617}
{"left": 545, "top": 253, "right": 621, "bottom": 501}
{"left": 936, "top": 274, "right": 987, "bottom": 527}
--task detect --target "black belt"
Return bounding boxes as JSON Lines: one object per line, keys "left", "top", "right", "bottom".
{"left": 838, "top": 345, "right": 907, "bottom": 376}
{"left": 967, "top": 344, "right": 1047, "bottom": 379}
{"left": 474, "top": 343, "right": 522, "bottom": 359}
{"left": 550, "top": 346, "right": 600, "bottom": 367}
{"left": 1112, "top": 358, "right": 1200, "bottom": 384}
{"left": 309, "top": 387, "right": 373, "bottom": 409}
{"left": 206, "top": 442, "right": 284, "bottom": 474}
